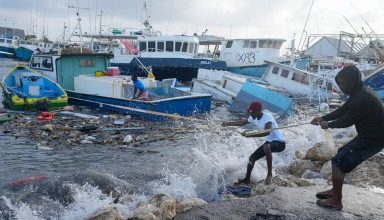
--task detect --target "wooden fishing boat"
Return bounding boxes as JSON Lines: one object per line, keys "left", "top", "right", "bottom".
{"left": 1, "top": 65, "right": 68, "bottom": 110}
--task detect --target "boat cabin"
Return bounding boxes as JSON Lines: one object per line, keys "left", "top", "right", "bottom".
{"left": 219, "top": 38, "right": 285, "bottom": 67}
{"left": 263, "top": 61, "right": 336, "bottom": 102}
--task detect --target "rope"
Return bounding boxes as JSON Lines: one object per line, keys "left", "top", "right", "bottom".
{"left": 243, "top": 121, "right": 312, "bottom": 136}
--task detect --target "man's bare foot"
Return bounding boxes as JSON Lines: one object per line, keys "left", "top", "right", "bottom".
{"left": 316, "top": 189, "right": 333, "bottom": 199}
{"left": 316, "top": 199, "right": 343, "bottom": 211}
{"left": 236, "top": 178, "right": 250, "bottom": 185}
{"left": 264, "top": 176, "right": 272, "bottom": 185}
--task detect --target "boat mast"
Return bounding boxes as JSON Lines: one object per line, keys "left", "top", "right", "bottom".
{"left": 68, "top": 4, "right": 90, "bottom": 53}
{"left": 297, "top": 0, "right": 315, "bottom": 52}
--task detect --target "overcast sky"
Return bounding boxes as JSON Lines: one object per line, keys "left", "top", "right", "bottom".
{"left": 1, "top": 0, "right": 383, "bottom": 47}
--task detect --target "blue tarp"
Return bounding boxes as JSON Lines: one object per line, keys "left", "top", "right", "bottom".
{"left": 229, "top": 81, "right": 293, "bottom": 115}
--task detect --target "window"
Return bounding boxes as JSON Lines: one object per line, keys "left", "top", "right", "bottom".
{"left": 182, "top": 42, "right": 188, "bottom": 52}
{"left": 157, "top": 41, "right": 164, "bottom": 52}
{"left": 188, "top": 43, "right": 194, "bottom": 53}
{"left": 166, "top": 41, "right": 173, "bottom": 52}
{"left": 226, "top": 41, "right": 233, "bottom": 48}
{"left": 273, "top": 41, "right": 283, "bottom": 49}
{"left": 272, "top": 66, "right": 279, "bottom": 74}
{"left": 242, "top": 40, "right": 250, "bottom": 48}
{"left": 267, "top": 40, "right": 274, "bottom": 48}
{"left": 6, "top": 40, "right": 12, "bottom": 43}
{"left": 139, "top": 41, "right": 147, "bottom": 52}
{"left": 280, "top": 69, "right": 289, "bottom": 78}
{"left": 30, "top": 57, "right": 41, "bottom": 68}
{"left": 80, "top": 59, "right": 95, "bottom": 67}
{"left": 41, "top": 57, "right": 53, "bottom": 70}
{"left": 250, "top": 41, "right": 257, "bottom": 48}
{"left": 292, "top": 72, "right": 309, "bottom": 85}
{"left": 259, "top": 40, "right": 267, "bottom": 48}
{"left": 175, "top": 42, "right": 182, "bottom": 52}
{"left": 148, "top": 41, "right": 156, "bottom": 52}
{"left": 0, "top": 39, "right": 5, "bottom": 43}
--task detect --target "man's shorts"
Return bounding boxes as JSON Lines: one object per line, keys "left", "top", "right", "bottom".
{"left": 249, "top": 141, "right": 286, "bottom": 163}
{"left": 332, "top": 136, "right": 383, "bottom": 173}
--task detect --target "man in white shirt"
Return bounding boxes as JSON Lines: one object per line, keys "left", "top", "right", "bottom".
{"left": 222, "top": 101, "right": 286, "bottom": 185}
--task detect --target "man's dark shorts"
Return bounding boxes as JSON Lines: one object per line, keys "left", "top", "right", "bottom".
{"left": 332, "top": 136, "right": 384, "bottom": 173}
{"left": 249, "top": 141, "right": 286, "bottom": 163}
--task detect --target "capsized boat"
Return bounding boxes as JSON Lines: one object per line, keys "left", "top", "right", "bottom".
{"left": 1, "top": 65, "right": 68, "bottom": 110}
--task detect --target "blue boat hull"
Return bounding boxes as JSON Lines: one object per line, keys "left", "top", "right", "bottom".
{"left": 66, "top": 90, "right": 212, "bottom": 121}
{"left": 111, "top": 57, "right": 227, "bottom": 81}
{"left": 15, "top": 47, "right": 34, "bottom": 61}
{"left": 364, "top": 67, "right": 384, "bottom": 99}
{"left": 0, "top": 46, "right": 15, "bottom": 58}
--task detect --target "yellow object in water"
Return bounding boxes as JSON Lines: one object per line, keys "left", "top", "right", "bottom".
{"left": 95, "top": 71, "right": 107, "bottom": 77}
{"left": 147, "top": 72, "right": 155, "bottom": 79}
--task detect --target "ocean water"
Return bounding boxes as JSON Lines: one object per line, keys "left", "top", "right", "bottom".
{"left": 0, "top": 58, "right": 356, "bottom": 219}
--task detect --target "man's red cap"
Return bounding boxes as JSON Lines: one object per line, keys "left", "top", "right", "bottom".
{"left": 247, "top": 101, "right": 263, "bottom": 112}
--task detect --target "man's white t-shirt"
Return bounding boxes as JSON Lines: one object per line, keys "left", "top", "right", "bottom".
{"left": 247, "top": 111, "right": 285, "bottom": 142}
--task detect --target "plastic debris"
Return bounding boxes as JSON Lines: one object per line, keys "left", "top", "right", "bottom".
{"left": 123, "top": 135, "right": 133, "bottom": 143}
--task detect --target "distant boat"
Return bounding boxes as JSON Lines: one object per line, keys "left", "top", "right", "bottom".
{"left": 30, "top": 53, "right": 212, "bottom": 120}
{"left": 110, "top": 35, "right": 227, "bottom": 82}
{"left": 218, "top": 38, "right": 288, "bottom": 78}
{"left": 1, "top": 65, "right": 68, "bottom": 110}
{"left": 0, "top": 36, "right": 17, "bottom": 58}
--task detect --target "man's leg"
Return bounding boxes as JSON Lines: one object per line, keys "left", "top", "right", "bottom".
{"left": 238, "top": 144, "right": 266, "bottom": 184}
{"left": 263, "top": 143, "right": 273, "bottom": 185}
{"left": 316, "top": 163, "right": 344, "bottom": 210}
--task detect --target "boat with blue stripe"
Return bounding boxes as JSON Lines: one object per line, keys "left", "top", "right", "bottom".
{"left": 30, "top": 53, "right": 212, "bottom": 120}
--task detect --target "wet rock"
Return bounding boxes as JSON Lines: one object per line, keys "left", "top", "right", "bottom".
{"left": 301, "top": 170, "right": 323, "bottom": 179}
{"left": 148, "top": 194, "right": 177, "bottom": 220}
{"left": 294, "top": 150, "right": 305, "bottom": 159}
{"left": 136, "top": 135, "right": 149, "bottom": 142}
{"left": 176, "top": 198, "right": 208, "bottom": 213}
{"left": 86, "top": 207, "right": 124, "bottom": 220}
{"left": 123, "top": 135, "right": 133, "bottom": 144}
{"left": 347, "top": 154, "right": 384, "bottom": 188}
{"left": 320, "top": 160, "right": 332, "bottom": 179}
{"left": 288, "top": 159, "right": 323, "bottom": 176}
{"left": 132, "top": 203, "right": 160, "bottom": 220}
{"left": 175, "top": 185, "right": 384, "bottom": 220}
{"left": 303, "top": 142, "right": 335, "bottom": 162}
{"left": 290, "top": 177, "right": 314, "bottom": 187}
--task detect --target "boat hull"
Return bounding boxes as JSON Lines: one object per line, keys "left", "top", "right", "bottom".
{"left": 1, "top": 65, "right": 68, "bottom": 110}
{"left": 66, "top": 90, "right": 211, "bottom": 121}
{"left": 111, "top": 57, "right": 227, "bottom": 81}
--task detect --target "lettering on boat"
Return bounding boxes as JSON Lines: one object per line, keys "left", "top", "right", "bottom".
{"left": 237, "top": 52, "right": 256, "bottom": 64}
{"left": 200, "top": 61, "right": 212, "bottom": 65}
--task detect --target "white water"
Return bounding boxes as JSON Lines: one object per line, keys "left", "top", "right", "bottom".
{"left": 1, "top": 113, "right": 359, "bottom": 219}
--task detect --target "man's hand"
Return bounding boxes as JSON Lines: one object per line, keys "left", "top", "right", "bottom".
{"left": 311, "top": 116, "right": 323, "bottom": 125}
{"left": 320, "top": 121, "right": 329, "bottom": 129}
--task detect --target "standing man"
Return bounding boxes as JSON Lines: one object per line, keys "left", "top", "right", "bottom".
{"left": 312, "top": 65, "right": 384, "bottom": 210}
{"left": 222, "top": 101, "right": 286, "bottom": 185}
{"left": 131, "top": 75, "right": 149, "bottom": 101}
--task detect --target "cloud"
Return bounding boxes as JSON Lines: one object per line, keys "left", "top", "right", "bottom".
{"left": 0, "top": 0, "right": 383, "bottom": 45}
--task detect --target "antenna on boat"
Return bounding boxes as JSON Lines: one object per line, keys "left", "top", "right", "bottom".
{"left": 68, "top": 4, "right": 90, "bottom": 53}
